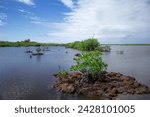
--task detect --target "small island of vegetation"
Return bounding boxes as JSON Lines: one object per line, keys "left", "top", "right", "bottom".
{"left": 64, "top": 38, "right": 111, "bottom": 52}
{"left": 54, "top": 38, "right": 149, "bottom": 99}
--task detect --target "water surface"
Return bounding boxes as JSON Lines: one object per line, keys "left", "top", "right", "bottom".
{"left": 0, "top": 46, "right": 150, "bottom": 99}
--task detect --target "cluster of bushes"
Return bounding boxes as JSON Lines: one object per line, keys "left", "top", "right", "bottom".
{"left": 0, "top": 41, "right": 41, "bottom": 47}
{"left": 65, "top": 38, "right": 100, "bottom": 51}
{"left": 59, "top": 38, "right": 108, "bottom": 81}
{"left": 58, "top": 50, "right": 108, "bottom": 81}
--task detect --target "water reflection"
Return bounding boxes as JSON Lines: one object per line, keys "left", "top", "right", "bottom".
{"left": 36, "top": 55, "right": 41, "bottom": 62}
{"left": 116, "top": 50, "right": 124, "bottom": 54}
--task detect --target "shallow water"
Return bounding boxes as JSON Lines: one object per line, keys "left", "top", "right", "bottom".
{"left": 0, "top": 46, "right": 150, "bottom": 100}
{"left": 103, "top": 46, "right": 150, "bottom": 99}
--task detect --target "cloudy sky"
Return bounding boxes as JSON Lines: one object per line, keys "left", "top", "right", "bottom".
{"left": 0, "top": 0, "right": 150, "bottom": 44}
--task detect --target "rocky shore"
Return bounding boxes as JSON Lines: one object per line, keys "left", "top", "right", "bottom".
{"left": 54, "top": 71, "right": 150, "bottom": 99}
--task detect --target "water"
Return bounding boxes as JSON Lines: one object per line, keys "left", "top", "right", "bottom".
{"left": 103, "top": 46, "right": 150, "bottom": 100}
{"left": 0, "top": 46, "right": 150, "bottom": 100}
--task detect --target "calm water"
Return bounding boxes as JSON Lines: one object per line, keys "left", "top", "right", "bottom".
{"left": 0, "top": 46, "right": 150, "bottom": 100}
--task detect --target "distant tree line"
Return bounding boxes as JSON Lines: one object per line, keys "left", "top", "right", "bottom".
{"left": 0, "top": 39, "right": 62, "bottom": 47}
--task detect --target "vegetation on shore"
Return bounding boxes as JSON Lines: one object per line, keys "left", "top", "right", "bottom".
{"left": 0, "top": 39, "right": 62, "bottom": 47}
{"left": 64, "top": 38, "right": 111, "bottom": 52}
{"left": 0, "top": 38, "right": 111, "bottom": 53}
{"left": 1, "top": 39, "right": 149, "bottom": 47}
{"left": 65, "top": 38, "right": 100, "bottom": 51}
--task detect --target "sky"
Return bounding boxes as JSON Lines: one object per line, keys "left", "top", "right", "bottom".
{"left": 0, "top": 0, "right": 150, "bottom": 44}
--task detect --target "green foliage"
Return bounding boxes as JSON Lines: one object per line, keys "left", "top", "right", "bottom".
{"left": 58, "top": 69, "right": 68, "bottom": 78}
{"left": 36, "top": 47, "right": 42, "bottom": 53}
{"left": 83, "top": 39, "right": 100, "bottom": 51}
{"left": 24, "top": 39, "right": 31, "bottom": 43}
{"left": 99, "top": 45, "right": 111, "bottom": 52}
{"left": 0, "top": 41, "right": 40, "bottom": 47}
{"left": 65, "top": 38, "right": 100, "bottom": 51}
{"left": 0, "top": 41, "right": 64, "bottom": 47}
{"left": 70, "top": 50, "right": 108, "bottom": 80}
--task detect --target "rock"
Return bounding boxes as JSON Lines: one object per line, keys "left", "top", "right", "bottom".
{"left": 69, "top": 72, "right": 82, "bottom": 79}
{"left": 53, "top": 71, "right": 150, "bottom": 99}
{"left": 134, "top": 82, "right": 140, "bottom": 87}
{"left": 120, "top": 76, "right": 131, "bottom": 81}
{"left": 61, "top": 83, "right": 75, "bottom": 94}
{"left": 75, "top": 53, "right": 81, "bottom": 57}
{"left": 122, "top": 79, "right": 134, "bottom": 86}
{"left": 116, "top": 87, "right": 124, "bottom": 93}
{"left": 92, "top": 83, "right": 100, "bottom": 90}
{"left": 127, "top": 89, "right": 135, "bottom": 94}
{"left": 75, "top": 80, "right": 80, "bottom": 86}
{"left": 25, "top": 50, "right": 32, "bottom": 53}
{"left": 79, "top": 87, "right": 89, "bottom": 95}
{"left": 61, "top": 83, "right": 69, "bottom": 92}
{"left": 108, "top": 88, "right": 117, "bottom": 97}
{"left": 67, "top": 84, "right": 76, "bottom": 94}
{"left": 135, "top": 86, "right": 149, "bottom": 94}
{"left": 110, "top": 72, "right": 118, "bottom": 76}
{"left": 116, "top": 73, "right": 123, "bottom": 77}
{"left": 96, "top": 90, "right": 103, "bottom": 96}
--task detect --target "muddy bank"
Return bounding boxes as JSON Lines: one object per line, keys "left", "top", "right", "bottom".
{"left": 54, "top": 71, "right": 150, "bottom": 99}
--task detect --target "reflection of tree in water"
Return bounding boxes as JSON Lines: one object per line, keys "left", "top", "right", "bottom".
{"left": 36, "top": 47, "right": 42, "bottom": 54}
{"left": 36, "top": 55, "right": 41, "bottom": 62}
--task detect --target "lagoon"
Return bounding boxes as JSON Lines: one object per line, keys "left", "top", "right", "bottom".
{"left": 0, "top": 46, "right": 150, "bottom": 99}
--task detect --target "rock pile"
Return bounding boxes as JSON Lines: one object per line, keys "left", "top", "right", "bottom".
{"left": 54, "top": 71, "right": 149, "bottom": 99}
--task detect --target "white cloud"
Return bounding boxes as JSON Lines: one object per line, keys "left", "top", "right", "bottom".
{"left": 29, "top": 16, "right": 51, "bottom": 28}
{"left": 48, "top": 0, "right": 150, "bottom": 43}
{"left": 0, "top": 13, "right": 7, "bottom": 26}
{"left": 17, "top": 0, "right": 35, "bottom": 5}
{"left": 30, "top": 16, "right": 43, "bottom": 24}
{"left": 60, "top": 0, "right": 74, "bottom": 9}
{"left": 18, "top": 9, "right": 31, "bottom": 14}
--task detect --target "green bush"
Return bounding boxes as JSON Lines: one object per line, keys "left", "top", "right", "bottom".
{"left": 58, "top": 69, "right": 68, "bottom": 78}
{"left": 70, "top": 50, "right": 108, "bottom": 81}
{"left": 65, "top": 38, "right": 100, "bottom": 51}
{"left": 0, "top": 41, "right": 63, "bottom": 47}
{"left": 82, "top": 39, "right": 100, "bottom": 51}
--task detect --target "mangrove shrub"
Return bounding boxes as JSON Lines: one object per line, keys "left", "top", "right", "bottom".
{"left": 66, "top": 38, "right": 100, "bottom": 51}
{"left": 70, "top": 50, "right": 108, "bottom": 81}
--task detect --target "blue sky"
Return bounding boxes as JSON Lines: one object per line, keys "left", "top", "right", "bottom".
{"left": 0, "top": 0, "right": 150, "bottom": 44}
